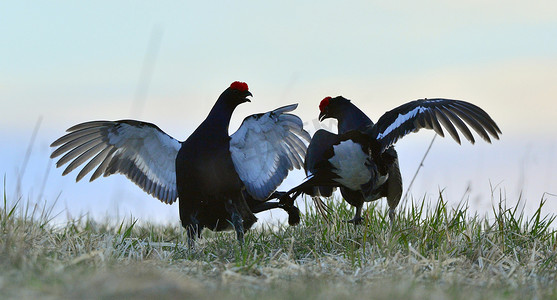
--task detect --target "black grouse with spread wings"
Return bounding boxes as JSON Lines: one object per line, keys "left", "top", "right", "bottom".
{"left": 51, "top": 82, "right": 310, "bottom": 244}
{"left": 283, "top": 96, "right": 501, "bottom": 223}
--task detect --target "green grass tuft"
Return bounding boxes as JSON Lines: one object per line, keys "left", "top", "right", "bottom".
{"left": 1, "top": 186, "right": 556, "bottom": 299}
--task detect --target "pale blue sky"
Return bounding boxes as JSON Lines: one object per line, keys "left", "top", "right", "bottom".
{"left": 2, "top": 1, "right": 556, "bottom": 224}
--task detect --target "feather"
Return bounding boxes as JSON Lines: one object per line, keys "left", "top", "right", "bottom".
{"left": 230, "top": 104, "right": 310, "bottom": 200}
{"left": 51, "top": 120, "right": 181, "bottom": 204}
{"left": 374, "top": 98, "right": 501, "bottom": 152}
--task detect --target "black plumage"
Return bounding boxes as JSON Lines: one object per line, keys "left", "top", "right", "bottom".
{"left": 50, "top": 82, "right": 310, "bottom": 244}
{"left": 283, "top": 96, "right": 501, "bottom": 223}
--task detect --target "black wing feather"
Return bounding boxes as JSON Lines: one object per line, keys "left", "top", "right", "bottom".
{"left": 372, "top": 99, "right": 501, "bottom": 153}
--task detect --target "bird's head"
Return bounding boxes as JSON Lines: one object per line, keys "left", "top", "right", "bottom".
{"left": 318, "top": 96, "right": 351, "bottom": 121}
{"left": 222, "top": 81, "right": 252, "bottom": 106}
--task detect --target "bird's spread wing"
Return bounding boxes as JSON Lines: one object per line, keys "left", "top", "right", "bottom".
{"left": 230, "top": 104, "right": 311, "bottom": 200}
{"left": 371, "top": 99, "right": 501, "bottom": 153}
{"left": 50, "top": 120, "right": 181, "bottom": 204}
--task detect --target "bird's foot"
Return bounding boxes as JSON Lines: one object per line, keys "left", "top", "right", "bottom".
{"left": 286, "top": 205, "right": 301, "bottom": 226}
{"left": 278, "top": 200, "right": 301, "bottom": 226}
{"left": 277, "top": 193, "right": 301, "bottom": 226}
{"left": 344, "top": 216, "right": 364, "bottom": 225}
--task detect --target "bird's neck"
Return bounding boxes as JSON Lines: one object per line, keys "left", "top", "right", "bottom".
{"left": 202, "top": 98, "right": 239, "bottom": 135}
{"left": 337, "top": 103, "right": 374, "bottom": 133}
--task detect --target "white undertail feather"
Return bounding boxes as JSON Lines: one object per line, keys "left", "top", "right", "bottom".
{"left": 328, "top": 140, "right": 371, "bottom": 191}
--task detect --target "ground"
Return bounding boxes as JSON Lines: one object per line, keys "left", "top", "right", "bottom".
{"left": 1, "top": 193, "right": 556, "bottom": 299}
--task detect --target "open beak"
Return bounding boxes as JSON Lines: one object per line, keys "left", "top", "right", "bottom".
{"left": 246, "top": 91, "right": 253, "bottom": 102}
{"left": 319, "top": 110, "right": 327, "bottom": 121}
{"left": 243, "top": 91, "right": 252, "bottom": 102}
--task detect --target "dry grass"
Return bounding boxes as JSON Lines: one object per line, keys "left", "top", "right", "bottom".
{"left": 1, "top": 185, "right": 556, "bottom": 299}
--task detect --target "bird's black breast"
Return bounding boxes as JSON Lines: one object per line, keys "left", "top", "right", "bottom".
{"left": 176, "top": 133, "right": 242, "bottom": 199}
{"left": 175, "top": 133, "right": 246, "bottom": 230}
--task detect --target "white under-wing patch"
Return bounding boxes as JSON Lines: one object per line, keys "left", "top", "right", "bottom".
{"left": 376, "top": 106, "right": 426, "bottom": 139}
{"left": 230, "top": 104, "right": 310, "bottom": 200}
{"left": 50, "top": 120, "right": 181, "bottom": 204}
{"left": 328, "top": 140, "right": 371, "bottom": 191}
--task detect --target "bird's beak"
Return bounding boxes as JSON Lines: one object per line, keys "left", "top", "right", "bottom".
{"left": 319, "top": 110, "right": 327, "bottom": 121}
{"left": 244, "top": 91, "right": 252, "bottom": 102}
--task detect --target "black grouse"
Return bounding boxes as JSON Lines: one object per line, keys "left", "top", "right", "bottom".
{"left": 282, "top": 96, "right": 501, "bottom": 223}
{"left": 50, "top": 81, "right": 311, "bottom": 244}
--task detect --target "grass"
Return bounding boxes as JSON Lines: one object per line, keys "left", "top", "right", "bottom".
{"left": 1, "top": 185, "right": 556, "bottom": 299}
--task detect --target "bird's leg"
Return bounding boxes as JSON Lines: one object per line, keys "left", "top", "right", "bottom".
{"left": 341, "top": 190, "right": 364, "bottom": 225}
{"left": 186, "top": 224, "right": 199, "bottom": 248}
{"left": 386, "top": 155, "right": 402, "bottom": 227}
{"left": 254, "top": 190, "right": 302, "bottom": 226}
{"left": 345, "top": 204, "right": 364, "bottom": 225}
{"left": 225, "top": 199, "right": 244, "bottom": 244}
{"left": 181, "top": 211, "right": 201, "bottom": 248}
{"left": 388, "top": 208, "right": 396, "bottom": 226}
{"left": 387, "top": 193, "right": 400, "bottom": 228}
{"left": 259, "top": 191, "right": 297, "bottom": 211}
{"left": 249, "top": 199, "right": 301, "bottom": 226}
{"left": 250, "top": 201, "right": 280, "bottom": 213}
